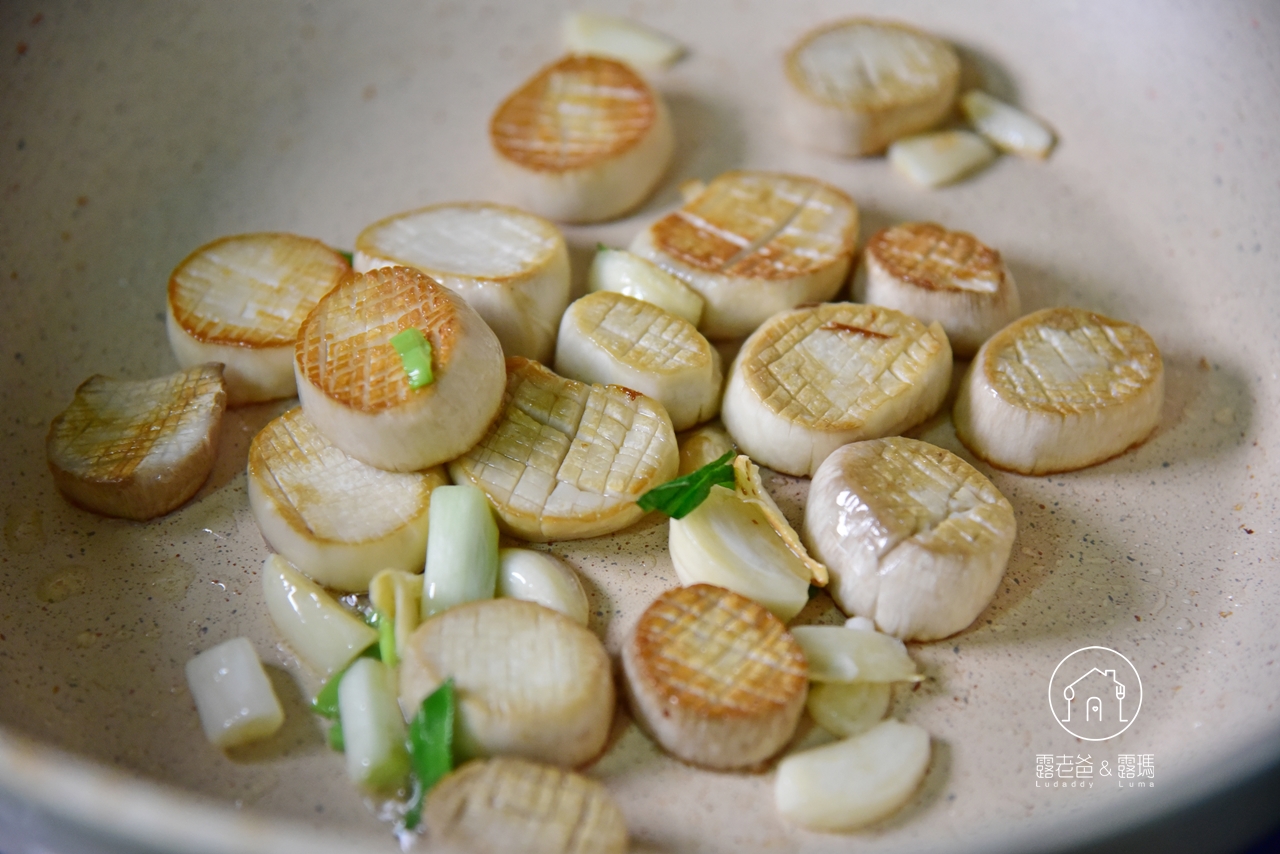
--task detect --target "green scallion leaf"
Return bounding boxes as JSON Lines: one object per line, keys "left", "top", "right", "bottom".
{"left": 596, "top": 242, "right": 611, "bottom": 252}
{"left": 390, "top": 328, "right": 434, "bottom": 389}
{"left": 338, "top": 250, "right": 354, "bottom": 266}
{"left": 311, "top": 669, "right": 345, "bottom": 719}
{"left": 327, "top": 719, "right": 345, "bottom": 752}
{"left": 636, "top": 451, "right": 736, "bottom": 519}
{"left": 404, "top": 678, "right": 455, "bottom": 830}
{"left": 311, "top": 641, "right": 381, "bottom": 718}
{"left": 377, "top": 610, "right": 397, "bottom": 668}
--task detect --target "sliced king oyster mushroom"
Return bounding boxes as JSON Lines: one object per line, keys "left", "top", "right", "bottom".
{"left": 353, "top": 202, "right": 570, "bottom": 364}
{"left": 425, "top": 756, "right": 628, "bottom": 854}
{"left": 804, "top": 437, "right": 1016, "bottom": 641}
{"left": 621, "top": 584, "right": 808, "bottom": 770}
{"left": 294, "top": 266, "right": 505, "bottom": 472}
{"left": 247, "top": 406, "right": 448, "bottom": 592}
{"left": 448, "top": 357, "right": 679, "bottom": 542}
{"left": 46, "top": 364, "right": 227, "bottom": 521}
{"left": 554, "top": 290, "right": 722, "bottom": 432}
{"left": 953, "top": 306, "right": 1164, "bottom": 474}
{"left": 399, "top": 598, "right": 614, "bottom": 767}
{"left": 489, "top": 54, "right": 674, "bottom": 224}
{"left": 166, "top": 233, "right": 349, "bottom": 405}
{"left": 782, "top": 18, "right": 960, "bottom": 157}
{"left": 721, "top": 303, "right": 952, "bottom": 477}
{"left": 629, "top": 170, "right": 859, "bottom": 339}
{"left": 854, "top": 221, "right": 1020, "bottom": 358}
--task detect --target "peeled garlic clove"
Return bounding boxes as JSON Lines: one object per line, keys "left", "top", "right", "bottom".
{"left": 354, "top": 202, "right": 570, "bottom": 364}
{"left": 587, "top": 247, "right": 704, "bottom": 326}
{"left": 448, "top": 358, "right": 678, "bottom": 542}
{"left": 670, "top": 454, "right": 827, "bottom": 622}
{"left": 629, "top": 170, "right": 859, "bottom": 340}
{"left": 677, "top": 422, "right": 735, "bottom": 475}
{"left": 247, "top": 406, "right": 447, "bottom": 592}
{"left": 166, "top": 233, "right": 349, "bottom": 405}
{"left": 426, "top": 756, "right": 628, "bottom": 854}
{"left": 497, "top": 548, "right": 590, "bottom": 626}
{"left": 490, "top": 55, "right": 674, "bottom": 224}
{"left": 953, "top": 306, "right": 1164, "bottom": 474}
{"left": 788, "top": 625, "right": 921, "bottom": 683}
{"left": 554, "top": 291, "right": 721, "bottom": 431}
{"left": 782, "top": 19, "right": 960, "bottom": 157}
{"left": 260, "top": 555, "right": 377, "bottom": 676}
{"left": 46, "top": 364, "right": 226, "bottom": 521}
{"left": 294, "top": 266, "right": 506, "bottom": 472}
{"left": 775, "top": 720, "right": 931, "bottom": 831}
{"left": 731, "top": 455, "right": 827, "bottom": 586}
{"left": 854, "top": 221, "right": 1020, "bottom": 358}
{"left": 721, "top": 303, "right": 951, "bottom": 477}
{"left": 804, "top": 437, "right": 1016, "bottom": 641}
{"left": 806, "top": 680, "right": 892, "bottom": 739}
{"left": 562, "top": 12, "right": 683, "bottom": 70}
{"left": 888, "top": 130, "right": 997, "bottom": 188}
{"left": 669, "top": 486, "right": 812, "bottom": 622}
{"left": 960, "top": 89, "right": 1055, "bottom": 159}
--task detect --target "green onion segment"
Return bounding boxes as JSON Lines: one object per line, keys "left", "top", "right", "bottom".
{"left": 390, "top": 328, "right": 435, "bottom": 389}
{"left": 637, "top": 451, "right": 736, "bottom": 519}
{"left": 378, "top": 611, "right": 398, "bottom": 668}
{"left": 404, "top": 678, "right": 456, "bottom": 830}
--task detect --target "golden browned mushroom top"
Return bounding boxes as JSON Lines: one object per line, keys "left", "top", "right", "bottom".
{"left": 629, "top": 584, "right": 807, "bottom": 718}
{"left": 295, "top": 266, "right": 462, "bottom": 413}
{"left": 490, "top": 55, "right": 660, "bottom": 172}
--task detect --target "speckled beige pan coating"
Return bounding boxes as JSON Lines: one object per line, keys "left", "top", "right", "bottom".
{"left": 1, "top": 4, "right": 1279, "bottom": 854}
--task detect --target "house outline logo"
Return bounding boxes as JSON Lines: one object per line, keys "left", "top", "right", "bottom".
{"left": 1048, "top": 647, "right": 1142, "bottom": 741}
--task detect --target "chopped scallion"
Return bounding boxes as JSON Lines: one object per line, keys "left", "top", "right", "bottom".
{"left": 390, "top": 328, "right": 434, "bottom": 389}
{"left": 637, "top": 451, "right": 736, "bottom": 519}
{"left": 327, "top": 719, "right": 345, "bottom": 752}
{"left": 378, "top": 610, "right": 397, "bottom": 668}
{"left": 404, "top": 678, "right": 456, "bottom": 830}
{"left": 311, "top": 668, "right": 345, "bottom": 719}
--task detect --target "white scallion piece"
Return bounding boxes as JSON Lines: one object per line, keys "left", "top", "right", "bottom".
{"left": 338, "top": 658, "right": 410, "bottom": 793}
{"left": 587, "top": 248, "right": 704, "bottom": 326}
{"left": 562, "top": 12, "right": 684, "bottom": 70}
{"left": 261, "top": 554, "right": 377, "bottom": 675}
{"left": 960, "top": 90, "right": 1055, "bottom": 159}
{"left": 806, "top": 681, "right": 892, "bottom": 738}
{"left": 888, "top": 130, "right": 997, "bottom": 188}
{"left": 775, "top": 720, "right": 931, "bottom": 831}
{"left": 368, "top": 568, "right": 421, "bottom": 664}
{"left": 496, "top": 548, "right": 590, "bottom": 626}
{"left": 789, "top": 624, "right": 921, "bottom": 683}
{"left": 421, "top": 484, "right": 499, "bottom": 619}
{"left": 185, "top": 637, "right": 284, "bottom": 749}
